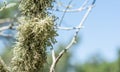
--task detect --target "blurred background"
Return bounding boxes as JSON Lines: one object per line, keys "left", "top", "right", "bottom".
{"left": 0, "top": 0, "right": 120, "bottom": 72}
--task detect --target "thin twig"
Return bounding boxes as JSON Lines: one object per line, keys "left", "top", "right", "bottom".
{"left": 0, "top": 18, "right": 10, "bottom": 24}
{"left": 0, "top": 2, "right": 16, "bottom": 12}
{"left": 0, "top": 12, "right": 19, "bottom": 32}
{"left": 58, "top": 0, "right": 73, "bottom": 26}
{"left": 78, "top": 6, "right": 94, "bottom": 28}
{"left": 54, "top": 0, "right": 89, "bottom": 12}
{"left": 0, "top": 33, "right": 13, "bottom": 38}
{"left": 56, "top": 26, "right": 84, "bottom": 30}
{"left": 56, "top": 0, "right": 72, "bottom": 8}
{"left": 0, "top": 26, "right": 11, "bottom": 31}
{"left": 0, "top": 56, "right": 10, "bottom": 72}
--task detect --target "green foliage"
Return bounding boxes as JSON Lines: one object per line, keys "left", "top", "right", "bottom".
{"left": 74, "top": 54, "right": 120, "bottom": 72}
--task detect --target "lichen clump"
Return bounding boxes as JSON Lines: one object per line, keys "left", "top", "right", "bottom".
{"left": 11, "top": 0, "right": 57, "bottom": 72}
{"left": 19, "top": 0, "right": 54, "bottom": 17}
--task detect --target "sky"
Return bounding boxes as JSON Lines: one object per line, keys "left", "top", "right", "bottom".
{"left": 54, "top": 0, "right": 120, "bottom": 63}
{"left": 0, "top": 0, "right": 120, "bottom": 64}
{"left": 74, "top": 0, "right": 120, "bottom": 63}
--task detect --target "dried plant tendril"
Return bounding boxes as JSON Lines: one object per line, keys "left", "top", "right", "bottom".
{"left": 11, "top": 0, "right": 57, "bottom": 72}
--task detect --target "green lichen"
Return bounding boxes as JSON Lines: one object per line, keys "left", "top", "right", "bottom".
{"left": 19, "top": 0, "right": 55, "bottom": 17}
{"left": 11, "top": 16, "right": 57, "bottom": 72}
{"left": 11, "top": 0, "right": 57, "bottom": 72}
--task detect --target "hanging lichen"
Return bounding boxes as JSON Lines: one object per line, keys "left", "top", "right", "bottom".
{"left": 19, "top": 0, "right": 55, "bottom": 17}
{"left": 10, "top": 0, "right": 57, "bottom": 72}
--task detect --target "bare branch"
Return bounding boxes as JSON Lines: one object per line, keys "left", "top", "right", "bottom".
{"left": 0, "top": 0, "right": 16, "bottom": 11}
{"left": 92, "top": 0, "right": 96, "bottom": 5}
{"left": 56, "top": 26, "right": 84, "bottom": 30}
{"left": 78, "top": 6, "right": 94, "bottom": 28}
{"left": 0, "top": 33, "right": 13, "bottom": 38}
{"left": 0, "top": 13, "right": 19, "bottom": 32}
{"left": 55, "top": 7, "right": 85, "bottom": 12}
{"left": 0, "top": 57, "right": 9, "bottom": 72}
{"left": 51, "top": 48, "right": 56, "bottom": 62}
{"left": 82, "top": 0, "right": 89, "bottom": 6}
{"left": 51, "top": 49, "right": 56, "bottom": 72}
{"left": 54, "top": 0, "right": 89, "bottom": 12}
{"left": 0, "top": 2, "right": 17, "bottom": 12}
{"left": 55, "top": 0, "right": 72, "bottom": 8}
{"left": 0, "top": 18, "right": 10, "bottom": 24}
{"left": 50, "top": 0, "right": 96, "bottom": 71}
{"left": 0, "top": 26, "right": 10, "bottom": 31}
{"left": 58, "top": 0, "right": 73, "bottom": 26}
{"left": 0, "top": 22, "right": 16, "bottom": 32}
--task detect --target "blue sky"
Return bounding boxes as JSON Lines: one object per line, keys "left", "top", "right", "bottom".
{"left": 0, "top": 0, "right": 120, "bottom": 63}
{"left": 75, "top": 0, "right": 120, "bottom": 63}
{"left": 54, "top": 0, "right": 120, "bottom": 63}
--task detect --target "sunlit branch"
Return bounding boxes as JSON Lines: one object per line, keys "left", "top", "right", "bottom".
{"left": 0, "top": 2, "right": 16, "bottom": 12}
{"left": 56, "top": 26, "right": 84, "bottom": 30}
{"left": 50, "top": 0, "right": 96, "bottom": 72}
{"left": 58, "top": 0, "right": 73, "bottom": 26}
{"left": 54, "top": 0, "right": 89, "bottom": 12}
{"left": 0, "top": 57, "right": 9, "bottom": 72}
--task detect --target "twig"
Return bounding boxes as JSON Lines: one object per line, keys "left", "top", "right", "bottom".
{"left": 0, "top": 26, "right": 10, "bottom": 31}
{"left": 58, "top": 0, "right": 73, "bottom": 26}
{"left": 0, "top": 2, "right": 16, "bottom": 12}
{"left": 78, "top": 6, "right": 94, "bottom": 28}
{"left": 54, "top": 0, "right": 89, "bottom": 12}
{"left": 55, "top": 0, "right": 72, "bottom": 8}
{"left": 0, "top": 18, "right": 10, "bottom": 24}
{"left": 0, "top": 21, "right": 16, "bottom": 32}
{"left": 50, "top": 0, "right": 96, "bottom": 72}
{"left": 0, "top": 32, "right": 14, "bottom": 38}
{"left": 51, "top": 49, "right": 56, "bottom": 62}
{"left": 56, "top": 26, "right": 84, "bottom": 30}
{"left": 54, "top": 7, "right": 85, "bottom": 12}
{"left": 0, "top": 13, "right": 19, "bottom": 32}
{"left": 50, "top": 48, "right": 56, "bottom": 72}
{"left": 0, "top": 56, "right": 9, "bottom": 72}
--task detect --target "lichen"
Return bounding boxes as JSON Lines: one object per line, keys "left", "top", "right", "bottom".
{"left": 11, "top": 0, "right": 57, "bottom": 72}
{"left": 19, "top": 0, "right": 55, "bottom": 17}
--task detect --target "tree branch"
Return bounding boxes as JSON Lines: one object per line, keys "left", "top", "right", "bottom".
{"left": 54, "top": 0, "right": 89, "bottom": 12}
{"left": 0, "top": 57, "right": 9, "bottom": 72}
{"left": 0, "top": 2, "right": 16, "bottom": 12}
{"left": 50, "top": 0, "right": 96, "bottom": 71}
{"left": 58, "top": 0, "right": 73, "bottom": 26}
{"left": 56, "top": 26, "right": 84, "bottom": 30}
